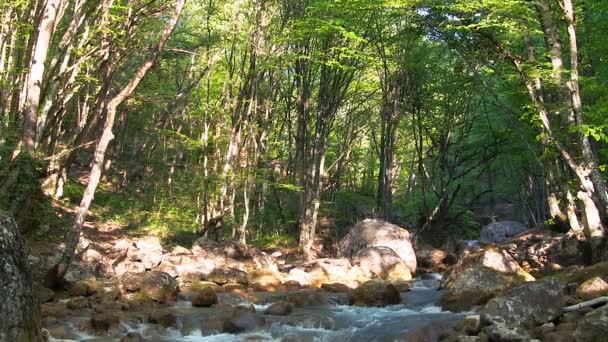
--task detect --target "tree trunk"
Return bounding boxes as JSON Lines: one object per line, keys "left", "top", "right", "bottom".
{"left": 48, "top": 0, "right": 186, "bottom": 284}
{"left": 0, "top": 216, "right": 41, "bottom": 342}
{"left": 566, "top": 189, "right": 583, "bottom": 238}
{"left": 22, "top": 0, "right": 64, "bottom": 154}
{"left": 562, "top": 0, "right": 608, "bottom": 219}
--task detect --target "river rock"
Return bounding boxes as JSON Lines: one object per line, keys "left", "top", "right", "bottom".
{"left": 482, "top": 278, "right": 564, "bottom": 328}
{"left": 69, "top": 279, "right": 99, "bottom": 297}
{"left": 481, "top": 319, "right": 531, "bottom": 342}
{"left": 350, "top": 279, "right": 400, "bottom": 307}
{"left": 441, "top": 247, "right": 534, "bottom": 309}
{"left": 415, "top": 242, "right": 448, "bottom": 271}
{"left": 191, "top": 287, "right": 218, "bottom": 307}
{"left": 440, "top": 267, "right": 520, "bottom": 311}
{"left": 459, "top": 315, "right": 481, "bottom": 335}
{"left": 499, "top": 229, "right": 583, "bottom": 277}
{"left": 36, "top": 285, "right": 56, "bottom": 303}
{"left": 353, "top": 246, "right": 410, "bottom": 280}
{"left": 112, "top": 239, "right": 134, "bottom": 254}
{"left": 479, "top": 221, "right": 528, "bottom": 244}
{"left": 207, "top": 267, "right": 248, "bottom": 285}
{"left": 284, "top": 280, "right": 302, "bottom": 291}
{"left": 223, "top": 307, "right": 265, "bottom": 333}
{"left": 576, "top": 276, "right": 608, "bottom": 300}
{"left": 264, "top": 301, "right": 294, "bottom": 315}
{"left": 149, "top": 309, "right": 177, "bottom": 328}
{"left": 339, "top": 219, "right": 417, "bottom": 273}
{"left": 121, "top": 332, "right": 146, "bottom": 342}
{"left": 0, "top": 217, "right": 41, "bottom": 341}
{"left": 141, "top": 271, "right": 178, "bottom": 303}
{"left": 385, "top": 261, "right": 413, "bottom": 283}
{"left": 223, "top": 283, "right": 246, "bottom": 292}
{"left": 285, "top": 268, "right": 315, "bottom": 288}
{"left": 67, "top": 296, "right": 90, "bottom": 310}
{"left": 82, "top": 248, "right": 104, "bottom": 264}
{"left": 321, "top": 283, "right": 352, "bottom": 292}
{"left": 135, "top": 237, "right": 163, "bottom": 269}
{"left": 402, "top": 320, "right": 459, "bottom": 342}
{"left": 90, "top": 312, "right": 121, "bottom": 336}
{"left": 443, "top": 247, "right": 534, "bottom": 286}
{"left": 573, "top": 304, "right": 608, "bottom": 342}
{"left": 180, "top": 281, "right": 223, "bottom": 301}
{"left": 194, "top": 238, "right": 250, "bottom": 260}
{"left": 286, "top": 289, "right": 331, "bottom": 306}
{"left": 120, "top": 272, "right": 144, "bottom": 292}
{"left": 159, "top": 262, "right": 178, "bottom": 278}
{"left": 114, "top": 260, "right": 146, "bottom": 277}
{"left": 248, "top": 268, "right": 282, "bottom": 291}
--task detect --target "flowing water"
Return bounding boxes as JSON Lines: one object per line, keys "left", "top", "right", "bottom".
{"left": 51, "top": 275, "right": 466, "bottom": 342}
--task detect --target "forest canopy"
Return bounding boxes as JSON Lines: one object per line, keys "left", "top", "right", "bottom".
{"left": 1, "top": 0, "right": 607, "bottom": 276}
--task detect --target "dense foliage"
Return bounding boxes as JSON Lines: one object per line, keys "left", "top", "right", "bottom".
{"left": 1, "top": 0, "right": 607, "bottom": 267}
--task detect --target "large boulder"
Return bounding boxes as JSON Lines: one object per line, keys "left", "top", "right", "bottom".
{"left": 264, "top": 301, "right": 294, "bottom": 316}
{"left": 248, "top": 268, "right": 282, "bottom": 291}
{"left": 573, "top": 304, "right": 608, "bottom": 342}
{"left": 350, "top": 280, "right": 401, "bottom": 307}
{"left": 479, "top": 221, "right": 528, "bottom": 244}
{"left": 114, "top": 260, "right": 146, "bottom": 277}
{"left": 440, "top": 267, "right": 521, "bottom": 312}
{"left": 577, "top": 277, "right": 608, "bottom": 300}
{"left": 385, "top": 261, "right": 413, "bottom": 285}
{"left": 193, "top": 238, "right": 250, "bottom": 260}
{"left": 223, "top": 307, "right": 265, "bottom": 333}
{"left": 141, "top": 271, "right": 178, "bottom": 303}
{"left": 415, "top": 242, "right": 448, "bottom": 271}
{"left": 89, "top": 312, "right": 121, "bottom": 336}
{"left": 135, "top": 237, "right": 163, "bottom": 269}
{"left": 120, "top": 332, "right": 146, "bottom": 342}
{"left": 499, "top": 229, "right": 583, "bottom": 276}
{"left": 482, "top": 278, "right": 565, "bottom": 328}
{"left": 191, "top": 287, "right": 218, "bottom": 307}
{"left": 285, "top": 289, "right": 331, "bottom": 307}
{"left": 68, "top": 279, "right": 100, "bottom": 297}
{"left": 120, "top": 272, "right": 144, "bottom": 293}
{"left": 481, "top": 318, "right": 531, "bottom": 342}
{"left": 353, "top": 246, "right": 410, "bottom": 280}
{"left": 339, "top": 219, "right": 416, "bottom": 273}
{"left": 148, "top": 309, "right": 177, "bottom": 328}
{"left": 173, "top": 255, "right": 216, "bottom": 278}
{"left": 442, "top": 247, "right": 534, "bottom": 288}
{"left": 0, "top": 216, "right": 41, "bottom": 342}
{"left": 207, "top": 267, "right": 248, "bottom": 285}
{"left": 440, "top": 247, "right": 535, "bottom": 311}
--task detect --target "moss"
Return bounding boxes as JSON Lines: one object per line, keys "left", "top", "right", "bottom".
{"left": 552, "top": 261, "right": 608, "bottom": 285}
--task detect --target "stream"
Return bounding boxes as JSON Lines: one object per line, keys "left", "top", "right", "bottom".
{"left": 52, "top": 275, "right": 467, "bottom": 342}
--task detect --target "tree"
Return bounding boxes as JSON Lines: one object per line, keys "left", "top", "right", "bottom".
{"left": 48, "top": 0, "right": 186, "bottom": 285}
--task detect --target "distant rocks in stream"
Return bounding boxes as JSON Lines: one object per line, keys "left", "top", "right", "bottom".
{"left": 339, "top": 218, "right": 417, "bottom": 274}
{"left": 479, "top": 220, "right": 529, "bottom": 244}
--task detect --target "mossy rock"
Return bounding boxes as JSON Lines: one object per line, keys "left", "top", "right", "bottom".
{"left": 552, "top": 261, "right": 608, "bottom": 285}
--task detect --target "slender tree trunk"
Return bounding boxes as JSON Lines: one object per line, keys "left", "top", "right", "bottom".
{"left": 22, "top": 0, "right": 65, "bottom": 154}
{"left": 532, "top": 0, "right": 607, "bottom": 248}
{"left": 562, "top": 0, "right": 608, "bottom": 219}
{"left": 566, "top": 189, "right": 583, "bottom": 238}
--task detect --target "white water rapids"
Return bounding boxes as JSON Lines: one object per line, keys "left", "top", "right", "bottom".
{"left": 49, "top": 275, "right": 467, "bottom": 342}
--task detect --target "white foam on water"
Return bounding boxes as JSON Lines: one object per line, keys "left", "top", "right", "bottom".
{"left": 173, "top": 300, "right": 194, "bottom": 308}
{"left": 52, "top": 275, "right": 469, "bottom": 341}
{"left": 419, "top": 305, "right": 444, "bottom": 314}
{"left": 253, "top": 303, "right": 273, "bottom": 311}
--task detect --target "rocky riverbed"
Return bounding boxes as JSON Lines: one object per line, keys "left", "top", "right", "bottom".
{"left": 17, "top": 219, "right": 608, "bottom": 341}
